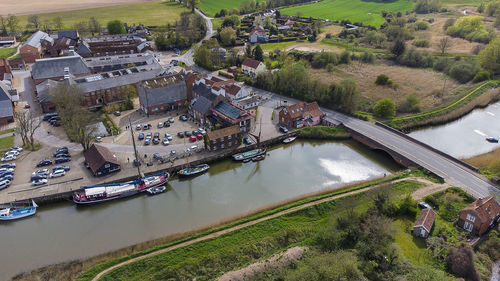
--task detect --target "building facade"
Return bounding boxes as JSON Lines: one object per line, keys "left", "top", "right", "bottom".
{"left": 457, "top": 197, "right": 500, "bottom": 236}
{"left": 206, "top": 125, "right": 241, "bottom": 151}
{"left": 84, "top": 144, "right": 121, "bottom": 177}
{"left": 279, "top": 101, "right": 325, "bottom": 128}
{"left": 412, "top": 208, "right": 436, "bottom": 238}
{"left": 241, "top": 58, "right": 267, "bottom": 78}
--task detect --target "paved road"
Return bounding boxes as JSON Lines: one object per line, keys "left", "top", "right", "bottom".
{"left": 180, "top": 8, "right": 214, "bottom": 71}
{"left": 249, "top": 85, "right": 500, "bottom": 199}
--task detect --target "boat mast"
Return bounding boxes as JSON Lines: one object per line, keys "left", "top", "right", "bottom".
{"left": 129, "top": 117, "right": 144, "bottom": 178}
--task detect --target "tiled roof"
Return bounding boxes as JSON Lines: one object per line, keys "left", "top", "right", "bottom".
{"left": 57, "top": 30, "right": 78, "bottom": 40}
{"left": 306, "top": 101, "right": 325, "bottom": 118}
{"left": 250, "top": 26, "right": 266, "bottom": 36}
{"left": 31, "top": 56, "right": 90, "bottom": 80}
{"left": 137, "top": 74, "right": 187, "bottom": 107}
{"left": 191, "top": 96, "right": 213, "bottom": 116}
{"left": 22, "top": 31, "right": 52, "bottom": 49}
{"left": 207, "top": 125, "right": 240, "bottom": 140}
{"left": 84, "top": 144, "right": 120, "bottom": 175}
{"left": 284, "top": 102, "right": 306, "bottom": 119}
{"left": 414, "top": 208, "right": 436, "bottom": 233}
{"left": 0, "top": 83, "right": 13, "bottom": 118}
{"left": 242, "top": 58, "right": 262, "bottom": 69}
{"left": 461, "top": 197, "right": 500, "bottom": 224}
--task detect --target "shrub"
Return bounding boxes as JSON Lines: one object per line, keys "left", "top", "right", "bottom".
{"left": 433, "top": 57, "right": 451, "bottom": 72}
{"left": 415, "top": 21, "right": 430, "bottom": 30}
{"left": 312, "top": 51, "right": 339, "bottom": 68}
{"left": 360, "top": 52, "right": 375, "bottom": 63}
{"left": 473, "top": 70, "right": 490, "bottom": 82}
{"left": 339, "top": 50, "right": 351, "bottom": 64}
{"left": 472, "top": 44, "right": 486, "bottom": 55}
{"left": 449, "top": 60, "right": 480, "bottom": 83}
{"left": 326, "top": 63, "right": 335, "bottom": 73}
{"left": 413, "top": 39, "right": 430, "bottom": 47}
{"left": 415, "top": 0, "right": 442, "bottom": 13}
{"left": 375, "top": 74, "right": 390, "bottom": 85}
{"left": 401, "top": 94, "right": 421, "bottom": 113}
{"left": 443, "top": 18, "right": 455, "bottom": 31}
{"left": 446, "top": 244, "right": 480, "bottom": 281}
{"left": 373, "top": 98, "right": 396, "bottom": 118}
{"left": 446, "top": 16, "right": 494, "bottom": 43}
{"left": 397, "top": 48, "right": 434, "bottom": 68}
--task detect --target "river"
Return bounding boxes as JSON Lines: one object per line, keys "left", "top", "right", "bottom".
{"left": 409, "top": 102, "right": 500, "bottom": 159}
{"left": 0, "top": 140, "right": 400, "bottom": 280}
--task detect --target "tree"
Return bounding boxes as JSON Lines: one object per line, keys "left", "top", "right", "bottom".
{"left": 6, "top": 15, "right": 19, "bottom": 33}
{"left": 26, "top": 15, "right": 41, "bottom": 30}
{"left": 264, "top": 16, "right": 272, "bottom": 29}
{"left": 15, "top": 111, "right": 42, "bottom": 150}
{"left": 438, "top": 36, "right": 451, "bottom": 54}
{"left": 72, "top": 21, "right": 90, "bottom": 35}
{"left": 88, "top": 17, "right": 101, "bottom": 36}
{"left": 219, "top": 27, "right": 236, "bottom": 46}
{"left": 339, "top": 79, "right": 359, "bottom": 113}
{"left": 53, "top": 16, "right": 63, "bottom": 30}
{"left": 253, "top": 44, "right": 263, "bottom": 61}
{"left": 187, "top": 0, "right": 200, "bottom": 13}
{"left": 373, "top": 98, "right": 396, "bottom": 118}
{"left": 245, "top": 44, "right": 253, "bottom": 58}
{"left": 479, "top": 37, "right": 500, "bottom": 73}
{"left": 446, "top": 244, "right": 480, "bottom": 281}
{"left": 194, "top": 45, "right": 212, "bottom": 69}
{"left": 390, "top": 38, "right": 406, "bottom": 57}
{"left": 107, "top": 20, "right": 125, "bottom": 34}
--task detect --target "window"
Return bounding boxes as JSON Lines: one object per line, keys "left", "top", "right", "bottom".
{"left": 464, "top": 222, "right": 473, "bottom": 232}
{"left": 219, "top": 137, "right": 224, "bottom": 142}
{"left": 104, "top": 164, "right": 110, "bottom": 168}
{"left": 466, "top": 214, "right": 475, "bottom": 222}
{"left": 228, "top": 135, "right": 232, "bottom": 140}
{"left": 228, "top": 141, "right": 232, "bottom": 146}
{"left": 213, "top": 145, "right": 217, "bottom": 151}
{"left": 221, "top": 143, "right": 225, "bottom": 149}
{"left": 211, "top": 140, "right": 216, "bottom": 144}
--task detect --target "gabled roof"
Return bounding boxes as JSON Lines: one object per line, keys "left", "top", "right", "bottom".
{"left": 250, "top": 26, "right": 266, "bottom": 37}
{"left": 31, "top": 56, "right": 90, "bottom": 80}
{"left": 461, "top": 197, "right": 500, "bottom": 224}
{"left": 0, "top": 82, "right": 13, "bottom": 118}
{"left": 242, "top": 58, "right": 262, "bottom": 69}
{"left": 191, "top": 96, "right": 213, "bottom": 116}
{"left": 414, "top": 208, "right": 436, "bottom": 233}
{"left": 138, "top": 74, "right": 187, "bottom": 107}
{"left": 283, "top": 102, "right": 306, "bottom": 119}
{"left": 76, "top": 41, "right": 92, "bottom": 55}
{"left": 84, "top": 144, "right": 120, "bottom": 175}
{"left": 22, "top": 31, "right": 51, "bottom": 49}
{"left": 207, "top": 125, "right": 240, "bottom": 140}
{"left": 57, "top": 30, "right": 78, "bottom": 40}
{"left": 193, "top": 83, "right": 218, "bottom": 101}
{"left": 305, "top": 101, "right": 325, "bottom": 118}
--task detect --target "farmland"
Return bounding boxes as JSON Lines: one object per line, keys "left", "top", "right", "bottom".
{"left": 280, "top": 0, "right": 414, "bottom": 27}
{"left": 200, "top": 0, "right": 248, "bottom": 17}
{"left": 16, "top": 1, "right": 188, "bottom": 29}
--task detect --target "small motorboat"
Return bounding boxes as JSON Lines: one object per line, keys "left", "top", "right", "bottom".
{"left": 486, "top": 137, "right": 499, "bottom": 143}
{"left": 252, "top": 155, "right": 265, "bottom": 162}
{"left": 283, "top": 136, "right": 297, "bottom": 144}
{"left": 0, "top": 200, "right": 38, "bottom": 221}
{"left": 178, "top": 164, "right": 210, "bottom": 178}
{"left": 146, "top": 186, "right": 166, "bottom": 195}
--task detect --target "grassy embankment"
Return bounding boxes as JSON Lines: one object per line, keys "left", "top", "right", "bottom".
{"left": 280, "top": 0, "right": 414, "bottom": 27}
{"left": 0, "top": 48, "right": 16, "bottom": 59}
{"left": 17, "top": 1, "right": 188, "bottom": 28}
{"left": 81, "top": 178, "right": 426, "bottom": 280}
{"left": 465, "top": 148, "right": 500, "bottom": 179}
{"left": 64, "top": 171, "right": 431, "bottom": 281}
{"left": 297, "top": 126, "right": 350, "bottom": 140}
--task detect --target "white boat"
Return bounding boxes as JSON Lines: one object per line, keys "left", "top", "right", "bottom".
{"left": 283, "top": 136, "right": 297, "bottom": 144}
{"left": 0, "top": 200, "right": 38, "bottom": 221}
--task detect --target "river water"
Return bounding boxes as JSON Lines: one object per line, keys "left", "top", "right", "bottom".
{"left": 409, "top": 102, "right": 500, "bottom": 159}
{"left": 0, "top": 140, "right": 399, "bottom": 280}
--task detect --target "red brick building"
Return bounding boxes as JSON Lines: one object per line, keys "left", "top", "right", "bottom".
{"left": 78, "top": 34, "right": 150, "bottom": 57}
{"left": 278, "top": 101, "right": 325, "bottom": 128}
{"left": 137, "top": 74, "right": 188, "bottom": 114}
{"left": 457, "top": 197, "right": 500, "bottom": 236}
{"left": 20, "top": 31, "right": 53, "bottom": 63}
{"left": 206, "top": 125, "right": 241, "bottom": 151}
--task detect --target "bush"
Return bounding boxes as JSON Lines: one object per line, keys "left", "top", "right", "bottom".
{"left": 449, "top": 60, "right": 480, "bottom": 83}
{"left": 446, "top": 244, "right": 480, "bottom": 281}
{"left": 401, "top": 94, "right": 421, "bottom": 113}
{"left": 312, "top": 51, "right": 339, "bottom": 68}
{"left": 415, "top": 21, "right": 430, "bottom": 30}
{"left": 413, "top": 39, "right": 430, "bottom": 47}
{"left": 339, "top": 50, "right": 351, "bottom": 64}
{"left": 397, "top": 48, "right": 434, "bottom": 68}
{"left": 360, "top": 52, "right": 375, "bottom": 63}
{"left": 443, "top": 18, "right": 455, "bottom": 31}
{"left": 373, "top": 98, "right": 396, "bottom": 118}
{"left": 473, "top": 70, "right": 490, "bottom": 82}
{"left": 415, "top": 0, "right": 442, "bottom": 13}
{"left": 446, "top": 16, "right": 494, "bottom": 43}
{"left": 433, "top": 57, "right": 451, "bottom": 72}
{"left": 326, "top": 63, "right": 335, "bottom": 73}
{"left": 375, "top": 74, "right": 390, "bottom": 85}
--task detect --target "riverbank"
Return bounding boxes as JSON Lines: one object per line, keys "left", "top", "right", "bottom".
{"left": 297, "top": 126, "right": 350, "bottom": 140}
{"left": 464, "top": 147, "right": 500, "bottom": 180}
{"left": 13, "top": 171, "right": 419, "bottom": 281}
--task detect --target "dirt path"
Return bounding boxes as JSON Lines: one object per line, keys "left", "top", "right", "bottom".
{"left": 410, "top": 178, "right": 449, "bottom": 200}
{"left": 217, "top": 246, "right": 308, "bottom": 281}
{"left": 492, "top": 260, "right": 500, "bottom": 281}
{"left": 90, "top": 177, "right": 446, "bottom": 281}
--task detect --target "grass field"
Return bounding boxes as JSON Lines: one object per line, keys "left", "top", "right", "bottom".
{"left": 0, "top": 136, "right": 14, "bottom": 152}
{"left": 280, "top": 0, "right": 414, "bottom": 27}
{"left": 200, "top": 0, "right": 247, "bottom": 17}
{"left": 0, "top": 48, "right": 16, "bottom": 59}
{"left": 17, "top": 1, "right": 188, "bottom": 29}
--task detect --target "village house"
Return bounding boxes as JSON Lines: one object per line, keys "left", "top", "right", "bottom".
{"left": 137, "top": 73, "right": 188, "bottom": 114}
{"left": 412, "top": 208, "right": 437, "bottom": 238}
{"left": 84, "top": 144, "right": 121, "bottom": 177}
{"left": 241, "top": 58, "right": 267, "bottom": 78}
{"left": 210, "top": 79, "right": 249, "bottom": 100}
{"left": 206, "top": 125, "right": 241, "bottom": 151}
{"left": 457, "top": 197, "right": 500, "bottom": 236}
{"left": 211, "top": 101, "right": 253, "bottom": 133}
{"left": 20, "top": 31, "right": 53, "bottom": 63}
{"left": 8, "top": 59, "right": 25, "bottom": 71}
{"left": 0, "top": 82, "right": 14, "bottom": 126}
{"left": 235, "top": 96, "right": 260, "bottom": 110}
{"left": 279, "top": 101, "right": 325, "bottom": 128}
{"left": 78, "top": 34, "right": 150, "bottom": 57}
{"left": 249, "top": 26, "right": 269, "bottom": 43}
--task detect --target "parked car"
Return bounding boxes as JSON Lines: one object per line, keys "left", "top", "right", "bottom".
{"left": 136, "top": 124, "right": 142, "bottom": 130}
{"left": 198, "top": 128, "right": 207, "bottom": 135}
{"left": 146, "top": 132, "right": 152, "bottom": 138}
{"left": 143, "top": 124, "right": 149, "bottom": 130}
{"left": 192, "top": 130, "right": 199, "bottom": 135}
{"left": 53, "top": 147, "right": 68, "bottom": 156}
{"left": 168, "top": 117, "right": 175, "bottom": 123}
{"left": 279, "top": 126, "right": 288, "bottom": 133}
{"left": 43, "top": 113, "right": 58, "bottom": 121}
{"left": 0, "top": 171, "right": 13, "bottom": 177}
{"left": 0, "top": 168, "right": 14, "bottom": 173}
{"left": 418, "top": 202, "right": 432, "bottom": 209}
{"left": 2, "top": 155, "right": 16, "bottom": 162}
{"left": 153, "top": 132, "right": 160, "bottom": 138}
{"left": 153, "top": 153, "right": 163, "bottom": 160}
{"left": 165, "top": 133, "right": 173, "bottom": 141}
{"left": 55, "top": 157, "right": 71, "bottom": 164}
{"left": 189, "top": 135, "right": 197, "bottom": 142}
{"left": 31, "top": 174, "right": 47, "bottom": 181}
{"left": 243, "top": 137, "right": 252, "bottom": 145}
{"left": 162, "top": 138, "right": 170, "bottom": 146}
{"left": 0, "top": 179, "right": 11, "bottom": 189}
{"left": 177, "top": 132, "right": 184, "bottom": 138}
{"left": 4, "top": 150, "right": 19, "bottom": 157}
{"left": 179, "top": 115, "right": 187, "bottom": 121}
{"left": 32, "top": 169, "right": 49, "bottom": 176}
{"left": 0, "top": 175, "right": 14, "bottom": 181}
{"left": 95, "top": 136, "right": 102, "bottom": 142}
{"left": 54, "top": 153, "right": 70, "bottom": 158}
{"left": 163, "top": 121, "right": 171, "bottom": 127}
{"left": 48, "top": 116, "right": 61, "bottom": 123}
{"left": 11, "top": 146, "right": 23, "bottom": 152}
{"left": 0, "top": 163, "right": 15, "bottom": 169}
{"left": 51, "top": 121, "right": 61, "bottom": 127}
{"left": 158, "top": 122, "right": 164, "bottom": 128}
{"left": 53, "top": 165, "right": 70, "bottom": 172}
{"left": 152, "top": 138, "right": 160, "bottom": 145}
{"left": 138, "top": 133, "right": 145, "bottom": 140}
{"left": 170, "top": 150, "right": 176, "bottom": 156}
{"left": 196, "top": 133, "right": 203, "bottom": 140}
{"left": 114, "top": 111, "right": 121, "bottom": 116}
{"left": 184, "top": 131, "right": 192, "bottom": 137}
{"left": 32, "top": 179, "right": 47, "bottom": 186}
{"left": 49, "top": 169, "right": 66, "bottom": 178}
{"left": 144, "top": 139, "right": 151, "bottom": 145}
{"left": 190, "top": 145, "right": 199, "bottom": 151}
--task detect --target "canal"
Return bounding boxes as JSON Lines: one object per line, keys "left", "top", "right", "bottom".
{"left": 409, "top": 101, "right": 500, "bottom": 159}
{"left": 0, "top": 140, "right": 400, "bottom": 280}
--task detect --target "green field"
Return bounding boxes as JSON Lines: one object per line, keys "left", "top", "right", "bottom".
{"left": 281, "top": 0, "right": 414, "bottom": 27}
{"left": 0, "top": 136, "right": 14, "bottom": 152}
{"left": 200, "top": 0, "right": 248, "bottom": 16}
{"left": 18, "top": 1, "right": 188, "bottom": 30}
{"left": 0, "top": 48, "right": 16, "bottom": 59}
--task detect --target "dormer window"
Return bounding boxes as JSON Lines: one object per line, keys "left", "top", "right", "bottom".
{"left": 466, "top": 214, "right": 475, "bottom": 222}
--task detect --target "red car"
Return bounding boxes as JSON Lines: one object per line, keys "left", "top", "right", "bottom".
{"left": 189, "top": 135, "right": 197, "bottom": 142}
{"left": 196, "top": 133, "right": 203, "bottom": 140}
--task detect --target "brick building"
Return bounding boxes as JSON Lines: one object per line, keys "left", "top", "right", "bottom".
{"left": 137, "top": 74, "right": 188, "bottom": 114}
{"left": 84, "top": 144, "right": 121, "bottom": 177}
{"left": 206, "top": 125, "right": 241, "bottom": 151}
{"left": 211, "top": 101, "right": 253, "bottom": 133}
{"left": 457, "top": 197, "right": 500, "bottom": 236}
{"left": 279, "top": 101, "right": 325, "bottom": 128}
{"left": 20, "top": 31, "right": 53, "bottom": 63}
{"left": 0, "top": 59, "right": 12, "bottom": 79}
{"left": 78, "top": 34, "right": 150, "bottom": 57}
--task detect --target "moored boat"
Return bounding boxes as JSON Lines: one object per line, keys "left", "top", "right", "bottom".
{"left": 72, "top": 171, "right": 169, "bottom": 205}
{"left": 233, "top": 148, "right": 266, "bottom": 161}
{"left": 178, "top": 164, "right": 210, "bottom": 178}
{"left": 146, "top": 185, "right": 166, "bottom": 195}
{"left": 252, "top": 155, "right": 265, "bottom": 162}
{"left": 0, "top": 200, "right": 38, "bottom": 221}
{"left": 486, "top": 137, "right": 499, "bottom": 143}
{"left": 283, "top": 136, "right": 297, "bottom": 144}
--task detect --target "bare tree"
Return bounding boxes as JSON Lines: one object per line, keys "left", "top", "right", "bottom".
{"left": 26, "top": 15, "right": 41, "bottom": 30}
{"left": 88, "top": 17, "right": 101, "bottom": 36}
{"left": 0, "top": 16, "right": 7, "bottom": 36}
{"left": 53, "top": 16, "right": 63, "bottom": 30}
{"left": 15, "top": 111, "right": 42, "bottom": 150}
{"left": 438, "top": 36, "right": 452, "bottom": 55}
{"left": 6, "top": 15, "right": 19, "bottom": 33}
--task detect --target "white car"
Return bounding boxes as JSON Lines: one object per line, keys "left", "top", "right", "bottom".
{"left": 0, "top": 179, "right": 11, "bottom": 189}
{"left": 11, "top": 146, "right": 23, "bottom": 152}
{"left": 190, "top": 145, "right": 199, "bottom": 151}
{"left": 32, "top": 169, "right": 49, "bottom": 176}
{"left": 136, "top": 124, "right": 142, "bottom": 130}
{"left": 5, "top": 150, "right": 19, "bottom": 156}
{"left": 1, "top": 155, "right": 16, "bottom": 162}
{"left": 158, "top": 122, "right": 164, "bottom": 128}
{"left": 32, "top": 178, "right": 47, "bottom": 186}
{"left": 95, "top": 136, "right": 102, "bottom": 142}
{"left": 0, "top": 168, "right": 14, "bottom": 173}
{"left": 49, "top": 170, "right": 65, "bottom": 178}
{"left": 198, "top": 128, "right": 207, "bottom": 135}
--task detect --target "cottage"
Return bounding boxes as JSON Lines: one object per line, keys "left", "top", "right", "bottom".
{"left": 137, "top": 74, "right": 188, "bottom": 114}
{"left": 279, "top": 101, "right": 325, "bottom": 128}
{"left": 212, "top": 79, "right": 249, "bottom": 100}
{"left": 249, "top": 26, "right": 269, "bottom": 43}
{"left": 211, "top": 101, "right": 253, "bottom": 132}
{"left": 20, "top": 31, "right": 53, "bottom": 63}
{"left": 457, "top": 197, "right": 500, "bottom": 236}
{"left": 241, "top": 58, "right": 266, "bottom": 78}
{"left": 0, "top": 82, "right": 14, "bottom": 125}
{"left": 206, "top": 125, "right": 241, "bottom": 151}
{"left": 412, "top": 208, "right": 437, "bottom": 238}
{"left": 84, "top": 144, "right": 121, "bottom": 177}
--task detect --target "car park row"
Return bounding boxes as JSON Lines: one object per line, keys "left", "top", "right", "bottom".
{"left": 32, "top": 146, "right": 71, "bottom": 186}
{"left": 0, "top": 146, "right": 23, "bottom": 190}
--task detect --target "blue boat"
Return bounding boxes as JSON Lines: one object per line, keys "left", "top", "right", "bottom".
{"left": 486, "top": 137, "right": 499, "bottom": 143}
{"left": 0, "top": 200, "right": 38, "bottom": 221}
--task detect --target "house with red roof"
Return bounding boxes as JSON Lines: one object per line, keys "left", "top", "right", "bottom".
{"left": 241, "top": 58, "right": 266, "bottom": 78}
{"left": 278, "top": 101, "right": 325, "bottom": 128}
{"left": 412, "top": 208, "right": 436, "bottom": 238}
{"left": 457, "top": 197, "right": 500, "bottom": 236}
{"left": 249, "top": 26, "right": 269, "bottom": 43}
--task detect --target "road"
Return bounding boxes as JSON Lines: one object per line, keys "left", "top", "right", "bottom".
{"left": 179, "top": 8, "right": 214, "bottom": 71}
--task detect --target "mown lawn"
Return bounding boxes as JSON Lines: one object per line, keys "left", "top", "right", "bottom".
{"left": 280, "top": 0, "right": 414, "bottom": 27}
{"left": 393, "top": 217, "right": 431, "bottom": 266}
{"left": 18, "top": 1, "right": 188, "bottom": 29}
{"left": 0, "top": 48, "right": 16, "bottom": 59}
{"left": 0, "top": 136, "right": 14, "bottom": 152}
{"left": 200, "top": 0, "right": 248, "bottom": 17}
{"left": 91, "top": 180, "right": 423, "bottom": 280}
